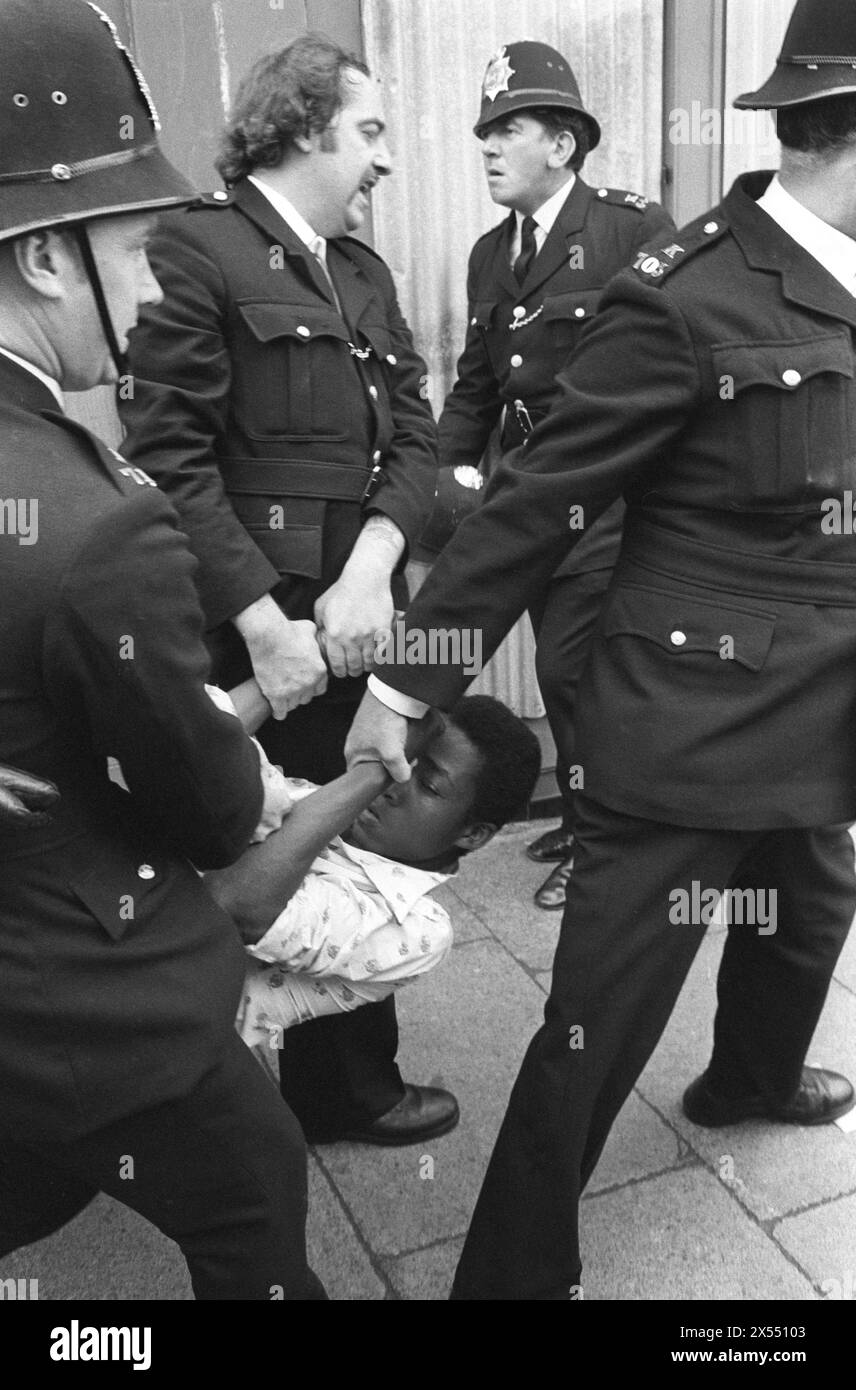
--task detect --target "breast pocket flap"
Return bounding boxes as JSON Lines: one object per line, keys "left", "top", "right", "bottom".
{"left": 712, "top": 335, "right": 854, "bottom": 395}
{"left": 543, "top": 289, "right": 601, "bottom": 322}
{"left": 237, "top": 301, "right": 350, "bottom": 345}
{"left": 604, "top": 586, "right": 776, "bottom": 672}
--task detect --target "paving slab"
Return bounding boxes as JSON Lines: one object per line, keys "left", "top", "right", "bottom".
{"left": 580, "top": 1168, "right": 817, "bottom": 1301}
{"left": 381, "top": 1238, "right": 464, "bottom": 1301}
{"left": 775, "top": 1191, "right": 856, "bottom": 1298}
{"left": 314, "top": 938, "right": 545, "bottom": 1256}
{"left": 586, "top": 1092, "right": 685, "bottom": 1195}
{"left": 0, "top": 1192, "right": 190, "bottom": 1301}
{"left": 305, "top": 1158, "right": 386, "bottom": 1301}
{"left": 431, "top": 881, "right": 492, "bottom": 944}
{"left": 449, "top": 826, "right": 561, "bottom": 974}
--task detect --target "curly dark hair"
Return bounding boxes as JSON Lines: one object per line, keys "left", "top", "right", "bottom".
{"left": 216, "top": 32, "right": 370, "bottom": 185}
{"left": 777, "top": 93, "right": 856, "bottom": 154}
{"left": 447, "top": 695, "right": 541, "bottom": 833}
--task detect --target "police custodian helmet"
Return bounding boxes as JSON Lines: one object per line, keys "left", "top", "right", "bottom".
{"left": 473, "top": 40, "right": 601, "bottom": 151}
{"left": 0, "top": 0, "right": 194, "bottom": 244}
{"left": 735, "top": 0, "right": 856, "bottom": 110}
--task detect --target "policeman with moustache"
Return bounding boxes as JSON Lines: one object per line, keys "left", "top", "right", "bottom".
{"left": 428, "top": 42, "right": 673, "bottom": 909}
{"left": 347, "top": 0, "right": 856, "bottom": 1299}
{"left": 120, "top": 35, "right": 454, "bottom": 1147}
{"left": 0, "top": 0, "right": 323, "bottom": 1300}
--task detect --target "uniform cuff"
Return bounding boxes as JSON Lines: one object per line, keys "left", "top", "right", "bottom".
{"left": 368, "top": 674, "right": 429, "bottom": 720}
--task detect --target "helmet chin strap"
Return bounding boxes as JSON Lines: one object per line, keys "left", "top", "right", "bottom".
{"left": 74, "top": 223, "right": 128, "bottom": 379}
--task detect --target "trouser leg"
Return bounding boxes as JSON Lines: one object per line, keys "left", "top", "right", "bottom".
{"left": 706, "top": 824, "right": 856, "bottom": 1101}
{"left": 451, "top": 798, "right": 751, "bottom": 1300}
{"left": 1, "top": 1034, "right": 325, "bottom": 1300}
{"left": 531, "top": 571, "right": 612, "bottom": 833}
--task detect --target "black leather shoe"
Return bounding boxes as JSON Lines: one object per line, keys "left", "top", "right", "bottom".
{"left": 683, "top": 1066, "right": 855, "bottom": 1128}
{"left": 526, "top": 826, "right": 574, "bottom": 862}
{"left": 534, "top": 856, "right": 574, "bottom": 910}
{"left": 335, "top": 1084, "right": 460, "bottom": 1147}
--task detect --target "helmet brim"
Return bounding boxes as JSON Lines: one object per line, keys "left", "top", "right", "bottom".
{"left": 0, "top": 145, "right": 196, "bottom": 243}
{"left": 474, "top": 95, "right": 601, "bottom": 150}
{"left": 735, "top": 63, "right": 856, "bottom": 110}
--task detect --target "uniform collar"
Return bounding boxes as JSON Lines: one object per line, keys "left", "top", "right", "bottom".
{"left": 0, "top": 346, "right": 64, "bottom": 409}
{"left": 515, "top": 173, "right": 577, "bottom": 242}
{"left": 757, "top": 174, "right": 856, "bottom": 298}
{"left": 724, "top": 171, "right": 856, "bottom": 331}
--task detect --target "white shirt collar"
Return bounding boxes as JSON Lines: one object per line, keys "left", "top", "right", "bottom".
{"left": 330, "top": 836, "right": 450, "bottom": 925}
{"left": 247, "top": 174, "right": 325, "bottom": 256}
{"left": 757, "top": 174, "right": 856, "bottom": 298}
{"left": 0, "top": 346, "right": 64, "bottom": 408}
{"left": 514, "top": 173, "right": 576, "bottom": 246}
{"left": 280, "top": 777, "right": 451, "bottom": 924}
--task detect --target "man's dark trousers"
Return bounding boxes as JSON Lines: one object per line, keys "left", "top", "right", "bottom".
{"left": 529, "top": 570, "right": 613, "bottom": 834}
{"left": 450, "top": 795, "right": 856, "bottom": 1299}
{"left": 0, "top": 1032, "right": 326, "bottom": 1299}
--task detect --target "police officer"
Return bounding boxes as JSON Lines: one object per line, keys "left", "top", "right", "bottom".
{"left": 431, "top": 42, "right": 672, "bottom": 908}
{"left": 0, "top": 0, "right": 323, "bottom": 1300}
{"left": 120, "top": 34, "right": 455, "bottom": 1147}
{"left": 347, "top": 0, "right": 856, "bottom": 1298}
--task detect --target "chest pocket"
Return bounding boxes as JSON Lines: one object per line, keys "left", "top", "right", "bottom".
{"left": 235, "top": 301, "right": 351, "bottom": 441}
{"left": 711, "top": 333, "right": 856, "bottom": 511}
{"left": 542, "top": 289, "right": 602, "bottom": 360}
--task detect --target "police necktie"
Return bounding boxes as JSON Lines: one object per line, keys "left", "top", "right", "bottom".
{"left": 513, "top": 215, "right": 538, "bottom": 285}
{"left": 310, "top": 235, "right": 343, "bottom": 314}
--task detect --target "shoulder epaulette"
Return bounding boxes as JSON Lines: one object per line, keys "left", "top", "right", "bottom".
{"left": 631, "top": 210, "right": 729, "bottom": 284}
{"left": 191, "top": 189, "right": 235, "bottom": 209}
{"left": 593, "top": 187, "right": 652, "bottom": 213}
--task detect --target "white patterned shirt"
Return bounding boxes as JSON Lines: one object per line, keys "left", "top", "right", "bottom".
{"left": 236, "top": 779, "right": 453, "bottom": 1048}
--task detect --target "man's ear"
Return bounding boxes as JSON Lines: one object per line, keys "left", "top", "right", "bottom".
{"left": 454, "top": 821, "right": 497, "bottom": 853}
{"left": 547, "top": 129, "right": 576, "bottom": 170}
{"left": 13, "top": 229, "right": 73, "bottom": 300}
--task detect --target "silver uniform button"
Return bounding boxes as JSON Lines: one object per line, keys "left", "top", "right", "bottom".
{"left": 512, "top": 306, "right": 526, "bottom": 319}
{"left": 471, "top": 316, "right": 478, "bottom": 326}
{"left": 670, "top": 630, "right": 687, "bottom": 647}
{"left": 510, "top": 353, "right": 523, "bottom": 368}
{"left": 213, "top": 190, "right": 229, "bottom": 202}
{"left": 385, "top": 353, "right": 397, "bottom": 365}
{"left": 368, "top": 384, "right": 378, "bottom": 399}
{"left": 373, "top": 450, "right": 382, "bottom": 463}
{"left": 137, "top": 864, "right": 156, "bottom": 880}
{"left": 782, "top": 368, "right": 802, "bottom": 387}
{"left": 51, "top": 163, "right": 72, "bottom": 181}
{"left": 574, "top": 307, "right": 586, "bottom": 318}
{"left": 296, "top": 325, "right": 310, "bottom": 338}
{"left": 704, "top": 221, "right": 718, "bottom": 234}
{"left": 597, "top": 188, "right": 608, "bottom": 198}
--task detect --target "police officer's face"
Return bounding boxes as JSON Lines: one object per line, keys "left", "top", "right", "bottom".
{"left": 311, "top": 70, "right": 392, "bottom": 237}
{"left": 72, "top": 214, "right": 163, "bottom": 387}
{"left": 480, "top": 113, "right": 574, "bottom": 213}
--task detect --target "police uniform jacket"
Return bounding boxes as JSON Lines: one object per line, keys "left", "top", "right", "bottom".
{"left": 0, "top": 356, "right": 263, "bottom": 1141}
{"left": 373, "top": 172, "right": 856, "bottom": 830}
{"left": 121, "top": 178, "right": 438, "bottom": 633}
{"left": 438, "top": 176, "right": 673, "bottom": 572}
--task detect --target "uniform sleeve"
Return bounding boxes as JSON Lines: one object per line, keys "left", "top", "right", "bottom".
{"left": 120, "top": 217, "right": 280, "bottom": 628}
{"left": 370, "top": 269, "right": 702, "bottom": 709}
{"left": 363, "top": 261, "right": 440, "bottom": 551}
{"left": 437, "top": 244, "right": 504, "bottom": 470}
{"left": 43, "top": 490, "right": 264, "bottom": 867}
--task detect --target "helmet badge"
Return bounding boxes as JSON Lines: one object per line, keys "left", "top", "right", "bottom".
{"left": 483, "top": 47, "right": 515, "bottom": 103}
